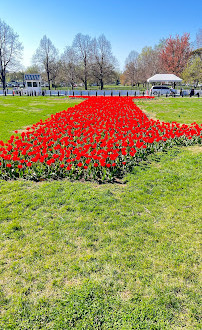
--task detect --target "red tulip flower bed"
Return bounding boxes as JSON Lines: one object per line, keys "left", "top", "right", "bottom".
{"left": 0, "top": 96, "right": 201, "bottom": 182}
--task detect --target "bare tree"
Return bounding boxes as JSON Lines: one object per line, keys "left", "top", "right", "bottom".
{"left": 0, "top": 19, "right": 23, "bottom": 90}
{"left": 138, "top": 46, "right": 160, "bottom": 83}
{"left": 32, "top": 35, "right": 58, "bottom": 90}
{"left": 124, "top": 51, "right": 139, "bottom": 86}
{"left": 72, "top": 33, "right": 92, "bottom": 90}
{"left": 49, "top": 61, "right": 61, "bottom": 89}
{"left": 91, "top": 34, "right": 117, "bottom": 90}
{"left": 123, "top": 46, "right": 161, "bottom": 87}
{"left": 196, "top": 28, "right": 202, "bottom": 49}
{"left": 60, "top": 46, "right": 78, "bottom": 89}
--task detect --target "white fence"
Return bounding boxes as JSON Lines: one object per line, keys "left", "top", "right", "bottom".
{"left": 0, "top": 89, "right": 201, "bottom": 96}
{"left": 40, "top": 90, "right": 141, "bottom": 97}
{"left": 0, "top": 89, "right": 141, "bottom": 96}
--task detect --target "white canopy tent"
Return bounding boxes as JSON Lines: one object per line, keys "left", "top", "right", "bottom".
{"left": 147, "top": 74, "right": 182, "bottom": 87}
{"left": 146, "top": 74, "right": 183, "bottom": 94}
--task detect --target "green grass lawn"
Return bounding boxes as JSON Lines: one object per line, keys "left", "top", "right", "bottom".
{"left": 135, "top": 97, "right": 202, "bottom": 124}
{"left": 0, "top": 96, "right": 201, "bottom": 329}
{"left": 0, "top": 96, "right": 82, "bottom": 142}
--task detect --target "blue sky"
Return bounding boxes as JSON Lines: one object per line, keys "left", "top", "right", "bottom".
{"left": 1, "top": 0, "right": 201, "bottom": 70}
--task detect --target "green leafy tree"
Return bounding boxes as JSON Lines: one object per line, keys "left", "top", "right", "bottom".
{"left": 25, "top": 65, "right": 40, "bottom": 74}
{"left": 182, "top": 49, "right": 202, "bottom": 86}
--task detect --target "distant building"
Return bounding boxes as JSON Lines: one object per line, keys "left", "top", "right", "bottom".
{"left": 24, "top": 74, "right": 42, "bottom": 94}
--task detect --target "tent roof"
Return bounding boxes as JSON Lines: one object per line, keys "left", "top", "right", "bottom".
{"left": 147, "top": 74, "right": 182, "bottom": 83}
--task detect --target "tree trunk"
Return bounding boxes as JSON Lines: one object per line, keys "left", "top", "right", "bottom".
{"left": 47, "top": 63, "right": 51, "bottom": 90}
{"left": 48, "top": 76, "right": 51, "bottom": 90}
{"left": 84, "top": 78, "right": 87, "bottom": 90}
{"left": 2, "top": 70, "right": 6, "bottom": 90}
{"left": 100, "top": 79, "right": 103, "bottom": 90}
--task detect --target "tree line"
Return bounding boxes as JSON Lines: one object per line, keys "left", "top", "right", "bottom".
{"left": 0, "top": 18, "right": 201, "bottom": 90}
{"left": 31, "top": 33, "right": 118, "bottom": 90}
{"left": 122, "top": 31, "right": 202, "bottom": 88}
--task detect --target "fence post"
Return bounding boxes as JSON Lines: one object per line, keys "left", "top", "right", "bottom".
{"left": 127, "top": 91, "right": 128, "bottom": 97}
{"left": 111, "top": 91, "right": 113, "bottom": 96}
{"left": 119, "top": 91, "right": 120, "bottom": 97}
{"left": 143, "top": 91, "right": 144, "bottom": 96}
{"left": 135, "top": 91, "right": 136, "bottom": 96}
{"left": 4, "top": 90, "right": 6, "bottom": 96}
{"left": 58, "top": 91, "right": 59, "bottom": 96}
{"left": 104, "top": 91, "right": 105, "bottom": 97}
{"left": 73, "top": 91, "right": 74, "bottom": 97}
{"left": 96, "top": 91, "right": 97, "bottom": 97}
